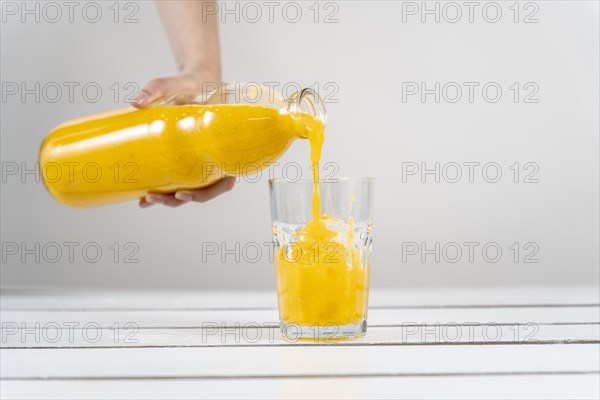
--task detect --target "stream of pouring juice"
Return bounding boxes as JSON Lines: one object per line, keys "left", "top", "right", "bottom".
{"left": 275, "top": 124, "right": 368, "bottom": 330}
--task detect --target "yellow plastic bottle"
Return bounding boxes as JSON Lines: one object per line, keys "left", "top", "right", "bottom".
{"left": 39, "top": 84, "right": 326, "bottom": 207}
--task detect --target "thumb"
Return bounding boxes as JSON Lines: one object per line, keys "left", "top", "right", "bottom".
{"left": 131, "top": 75, "right": 199, "bottom": 108}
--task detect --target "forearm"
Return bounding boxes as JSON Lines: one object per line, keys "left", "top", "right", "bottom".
{"left": 156, "top": 0, "right": 221, "bottom": 80}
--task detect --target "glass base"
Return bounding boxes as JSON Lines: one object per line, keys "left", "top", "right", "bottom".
{"left": 280, "top": 319, "right": 367, "bottom": 342}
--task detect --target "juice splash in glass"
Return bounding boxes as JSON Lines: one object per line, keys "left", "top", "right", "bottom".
{"left": 269, "top": 177, "right": 375, "bottom": 341}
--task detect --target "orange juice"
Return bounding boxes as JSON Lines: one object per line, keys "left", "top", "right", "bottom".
{"left": 40, "top": 105, "right": 322, "bottom": 207}
{"left": 274, "top": 121, "right": 368, "bottom": 330}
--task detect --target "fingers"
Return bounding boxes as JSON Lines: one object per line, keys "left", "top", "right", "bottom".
{"left": 142, "top": 193, "right": 187, "bottom": 208}
{"left": 174, "top": 176, "right": 236, "bottom": 203}
{"left": 140, "top": 177, "right": 236, "bottom": 208}
{"left": 138, "top": 197, "right": 154, "bottom": 208}
{"left": 131, "top": 74, "right": 200, "bottom": 108}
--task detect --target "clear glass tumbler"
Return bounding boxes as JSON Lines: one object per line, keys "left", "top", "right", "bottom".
{"left": 269, "top": 178, "right": 375, "bottom": 341}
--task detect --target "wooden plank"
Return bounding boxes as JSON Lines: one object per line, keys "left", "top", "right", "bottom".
{"left": 1, "top": 344, "right": 598, "bottom": 379}
{"left": 2, "top": 374, "right": 599, "bottom": 400}
{"left": 2, "top": 306, "right": 597, "bottom": 329}
{"left": 2, "top": 286, "right": 598, "bottom": 310}
{"left": 1, "top": 324, "right": 598, "bottom": 349}
{"left": 0, "top": 290, "right": 275, "bottom": 310}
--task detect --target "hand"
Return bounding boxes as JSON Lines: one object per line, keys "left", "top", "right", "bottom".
{"left": 132, "top": 71, "right": 235, "bottom": 208}
{"left": 131, "top": 70, "right": 216, "bottom": 108}
{"left": 139, "top": 176, "right": 236, "bottom": 208}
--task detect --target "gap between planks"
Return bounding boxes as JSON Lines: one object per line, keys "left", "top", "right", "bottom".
{"left": 2, "top": 303, "right": 598, "bottom": 312}
{"left": 3, "top": 370, "right": 600, "bottom": 382}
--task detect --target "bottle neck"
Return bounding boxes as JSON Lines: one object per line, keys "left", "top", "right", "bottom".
{"left": 287, "top": 88, "right": 327, "bottom": 138}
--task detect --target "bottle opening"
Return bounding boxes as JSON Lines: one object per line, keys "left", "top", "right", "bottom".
{"left": 288, "top": 88, "right": 327, "bottom": 137}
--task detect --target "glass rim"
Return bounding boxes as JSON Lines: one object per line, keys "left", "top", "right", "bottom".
{"left": 269, "top": 177, "right": 375, "bottom": 184}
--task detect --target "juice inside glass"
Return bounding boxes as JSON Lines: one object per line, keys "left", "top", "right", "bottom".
{"left": 269, "top": 178, "right": 375, "bottom": 341}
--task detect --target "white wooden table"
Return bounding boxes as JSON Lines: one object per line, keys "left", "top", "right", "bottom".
{"left": 1, "top": 286, "right": 599, "bottom": 399}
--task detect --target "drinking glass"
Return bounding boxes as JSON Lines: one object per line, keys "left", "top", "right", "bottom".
{"left": 269, "top": 178, "right": 375, "bottom": 341}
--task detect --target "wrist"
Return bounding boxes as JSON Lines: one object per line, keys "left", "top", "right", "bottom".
{"left": 180, "top": 61, "right": 221, "bottom": 84}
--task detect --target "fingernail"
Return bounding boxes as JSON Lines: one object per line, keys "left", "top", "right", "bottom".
{"left": 146, "top": 195, "right": 164, "bottom": 204}
{"left": 133, "top": 91, "right": 150, "bottom": 105}
{"left": 175, "top": 192, "right": 192, "bottom": 201}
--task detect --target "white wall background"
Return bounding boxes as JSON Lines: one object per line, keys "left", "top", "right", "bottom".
{"left": 1, "top": 0, "right": 598, "bottom": 289}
